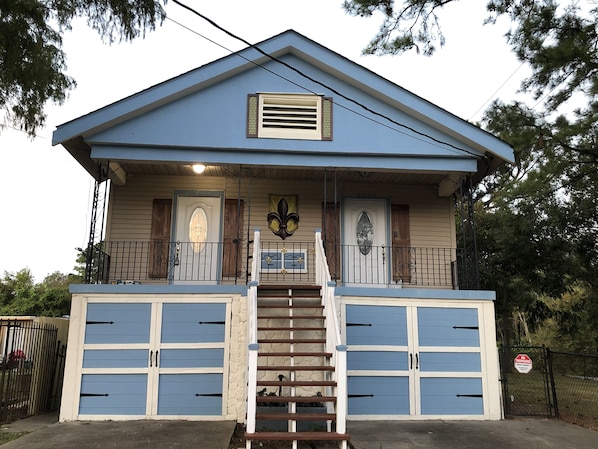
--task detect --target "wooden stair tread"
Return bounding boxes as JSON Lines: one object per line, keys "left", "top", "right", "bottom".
{"left": 245, "top": 431, "right": 350, "bottom": 441}
{"left": 257, "top": 315, "right": 325, "bottom": 319}
{"left": 258, "top": 365, "right": 334, "bottom": 371}
{"left": 257, "top": 380, "right": 337, "bottom": 387}
{"left": 258, "top": 338, "right": 326, "bottom": 344}
{"left": 258, "top": 352, "right": 332, "bottom": 357}
{"left": 255, "top": 412, "right": 337, "bottom": 421}
{"left": 258, "top": 327, "right": 326, "bottom": 331}
{"left": 257, "top": 396, "right": 336, "bottom": 403}
{"left": 258, "top": 286, "right": 319, "bottom": 291}
{"left": 257, "top": 304, "right": 324, "bottom": 309}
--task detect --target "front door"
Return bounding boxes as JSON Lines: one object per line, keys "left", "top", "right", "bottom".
{"left": 173, "top": 193, "right": 223, "bottom": 283}
{"left": 343, "top": 198, "right": 389, "bottom": 285}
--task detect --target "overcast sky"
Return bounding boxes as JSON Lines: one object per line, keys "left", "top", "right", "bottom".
{"left": 0, "top": 0, "right": 525, "bottom": 282}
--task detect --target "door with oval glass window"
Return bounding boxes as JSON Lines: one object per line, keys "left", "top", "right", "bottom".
{"left": 343, "top": 198, "right": 389, "bottom": 286}
{"left": 172, "top": 194, "right": 223, "bottom": 284}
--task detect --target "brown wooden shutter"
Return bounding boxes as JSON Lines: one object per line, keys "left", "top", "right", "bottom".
{"left": 223, "top": 199, "right": 244, "bottom": 278}
{"left": 322, "top": 202, "right": 341, "bottom": 281}
{"left": 391, "top": 205, "right": 411, "bottom": 283}
{"left": 149, "top": 199, "right": 172, "bottom": 278}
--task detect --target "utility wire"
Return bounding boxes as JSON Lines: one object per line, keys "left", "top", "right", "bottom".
{"left": 166, "top": 17, "right": 449, "bottom": 152}
{"left": 171, "top": 0, "right": 484, "bottom": 159}
{"left": 468, "top": 62, "right": 525, "bottom": 121}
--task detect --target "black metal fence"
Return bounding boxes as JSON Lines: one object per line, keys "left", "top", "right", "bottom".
{"left": 0, "top": 320, "right": 65, "bottom": 424}
{"left": 499, "top": 346, "right": 556, "bottom": 417}
{"left": 500, "top": 346, "right": 598, "bottom": 430}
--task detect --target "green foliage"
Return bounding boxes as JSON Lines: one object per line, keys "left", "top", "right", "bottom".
{"left": 344, "top": 1, "right": 598, "bottom": 112}
{"left": 0, "top": 268, "right": 77, "bottom": 317}
{"left": 345, "top": 1, "right": 598, "bottom": 347}
{"left": 533, "top": 286, "right": 598, "bottom": 353}
{"left": 343, "top": 0, "right": 447, "bottom": 56}
{"left": 0, "top": 0, "right": 166, "bottom": 135}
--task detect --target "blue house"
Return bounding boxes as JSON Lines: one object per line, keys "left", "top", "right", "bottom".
{"left": 53, "top": 30, "right": 513, "bottom": 448}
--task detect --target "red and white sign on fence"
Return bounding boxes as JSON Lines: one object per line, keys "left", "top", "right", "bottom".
{"left": 514, "top": 353, "right": 533, "bottom": 374}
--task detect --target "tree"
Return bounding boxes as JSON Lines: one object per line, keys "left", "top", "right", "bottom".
{"left": 344, "top": 1, "right": 598, "bottom": 109}
{"left": 343, "top": 1, "right": 598, "bottom": 346}
{"left": 0, "top": 0, "right": 166, "bottom": 136}
{"left": 0, "top": 269, "right": 76, "bottom": 317}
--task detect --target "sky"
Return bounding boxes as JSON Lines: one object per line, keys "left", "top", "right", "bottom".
{"left": 0, "top": 0, "right": 526, "bottom": 282}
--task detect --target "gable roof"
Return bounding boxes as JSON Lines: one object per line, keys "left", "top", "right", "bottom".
{"left": 53, "top": 29, "right": 514, "bottom": 184}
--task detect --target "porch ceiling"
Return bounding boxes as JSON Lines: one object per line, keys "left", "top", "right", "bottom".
{"left": 119, "top": 162, "right": 450, "bottom": 186}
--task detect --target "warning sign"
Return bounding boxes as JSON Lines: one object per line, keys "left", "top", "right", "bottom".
{"left": 514, "top": 353, "right": 533, "bottom": 374}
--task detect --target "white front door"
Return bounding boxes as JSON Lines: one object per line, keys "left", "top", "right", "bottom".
{"left": 173, "top": 194, "right": 222, "bottom": 283}
{"left": 343, "top": 198, "right": 389, "bottom": 286}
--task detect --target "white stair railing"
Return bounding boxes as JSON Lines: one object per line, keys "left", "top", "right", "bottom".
{"left": 315, "top": 229, "right": 348, "bottom": 447}
{"left": 246, "top": 229, "right": 261, "bottom": 448}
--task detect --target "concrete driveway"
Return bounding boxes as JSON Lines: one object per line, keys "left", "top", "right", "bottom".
{"left": 1, "top": 414, "right": 597, "bottom": 449}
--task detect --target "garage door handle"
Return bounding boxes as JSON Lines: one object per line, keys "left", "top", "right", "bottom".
{"left": 155, "top": 350, "right": 159, "bottom": 367}
{"left": 415, "top": 353, "right": 419, "bottom": 370}
{"left": 149, "top": 350, "right": 153, "bottom": 367}
{"left": 410, "top": 353, "right": 413, "bottom": 369}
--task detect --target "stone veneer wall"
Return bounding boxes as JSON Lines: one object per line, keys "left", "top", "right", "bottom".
{"left": 226, "top": 296, "right": 248, "bottom": 421}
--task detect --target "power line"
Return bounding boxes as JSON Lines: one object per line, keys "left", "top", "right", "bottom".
{"left": 171, "top": 0, "right": 484, "bottom": 159}
{"left": 468, "top": 62, "right": 525, "bottom": 121}
{"left": 166, "top": 17, "right": 444, "bottom": 151}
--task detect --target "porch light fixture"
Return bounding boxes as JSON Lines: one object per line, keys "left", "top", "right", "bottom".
{"left": 192, "top": 164, "right": 206, "bottom": 174}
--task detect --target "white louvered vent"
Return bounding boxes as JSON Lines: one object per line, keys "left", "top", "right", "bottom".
{"left": 258, "top": 94, "right": 321, "bottom": 140}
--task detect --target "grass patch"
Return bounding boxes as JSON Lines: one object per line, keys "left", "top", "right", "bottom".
{"left": 504, "top": 368, "right": 598, "bottom": 430}
{"left": 0, "top": 431, "right": 27, "bottom": 445}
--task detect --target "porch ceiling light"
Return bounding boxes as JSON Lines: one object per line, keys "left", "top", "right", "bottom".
{"left": 192, "top": 164, "right": 206, "bottom": 174}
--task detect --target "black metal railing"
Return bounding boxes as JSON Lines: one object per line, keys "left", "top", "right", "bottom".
{"left": 87, "top": 240, "right": 477, "bottom": 289}
{"left": 0, "top": 320, "right": 61, "bottom": 423}
{"left": 326, "top": 244, "right": 477, "bottom": 289}
{"left": 88, "top": 240, "right": 247, "bottom": 284}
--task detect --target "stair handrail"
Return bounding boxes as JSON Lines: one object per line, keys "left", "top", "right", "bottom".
{"left": 246, "top": 228, "right": 261, "bottom": 436}
{"left": 314, "top": 229, "right": 347, "bottom": 437}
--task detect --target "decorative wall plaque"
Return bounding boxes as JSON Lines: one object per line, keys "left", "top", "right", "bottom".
{"left": 267, "top": 195, "right": 299, "bottom": 240}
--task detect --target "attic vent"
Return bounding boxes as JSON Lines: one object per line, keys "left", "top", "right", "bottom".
{"left": 247, "top": 93, "right": 332, "bottom": 140}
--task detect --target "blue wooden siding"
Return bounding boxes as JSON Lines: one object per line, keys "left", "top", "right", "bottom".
{"left": 347, "top": 351, "right": 408, "bottom": 371}
{"left": 346, "top": 305, "right": 408, "bottom": 346}
{"left": 79, "top": 374, "right": 147, "bottom": 415}
{"left": 420, "top": 378, "right": 483, "bottom": 415}
{"left": 85, "top": 303, "right": 151, "bottom": 344}
{"left": 159, "top": 348, "right": 224, "bottom": 369}
{"left": 348, "top": 376, "right": 409, "bottom": 415}
{"left": 161, "top": 303, "right": 226, "bottom": 343}
{"left": 157, "top": 373, "right": 223, "bottom": 415}
{"left": 419, "top": 352, "right": 481, "bottom": 372}
{"left": 417, "top": 307, "right": 480, "bottom": 347}
{"left": 83, "top": 349, "right": 149, "bottom": 369}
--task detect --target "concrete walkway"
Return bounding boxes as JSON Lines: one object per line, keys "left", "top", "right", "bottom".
{"left": 1, "top": 414, "right": 597, "bottom": 449}
{"left": 1, "top": 415, "right": 235, "bottom": 449}
{"left": 348, "top": 419, "right": 598, "bottom": 449}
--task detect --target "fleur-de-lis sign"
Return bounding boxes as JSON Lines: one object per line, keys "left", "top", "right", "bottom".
{"left": 267, "top": 197, "right": 299, "bottom": 240}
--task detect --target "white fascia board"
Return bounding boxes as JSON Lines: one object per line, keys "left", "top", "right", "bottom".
{"left": 272, "top": 35, "right": 514, "bottom": 164}
{"left": 90, "top": 144, "right": 479, "bottom": 173}
{"left": 52, "top": 48, "right": 267, "bottom": 146}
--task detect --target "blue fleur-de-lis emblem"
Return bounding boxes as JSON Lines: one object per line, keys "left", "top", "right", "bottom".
{"left": 267, "top": 197, "right": 299, "bottom": 240}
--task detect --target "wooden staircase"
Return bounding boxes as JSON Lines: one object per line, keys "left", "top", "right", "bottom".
{"left": 245, "top": 286, "right": 350, "bottom": 449}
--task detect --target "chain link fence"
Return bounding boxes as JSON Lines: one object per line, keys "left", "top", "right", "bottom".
{"left": 550, "top": 351, "right": 598, "bottom": 430}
